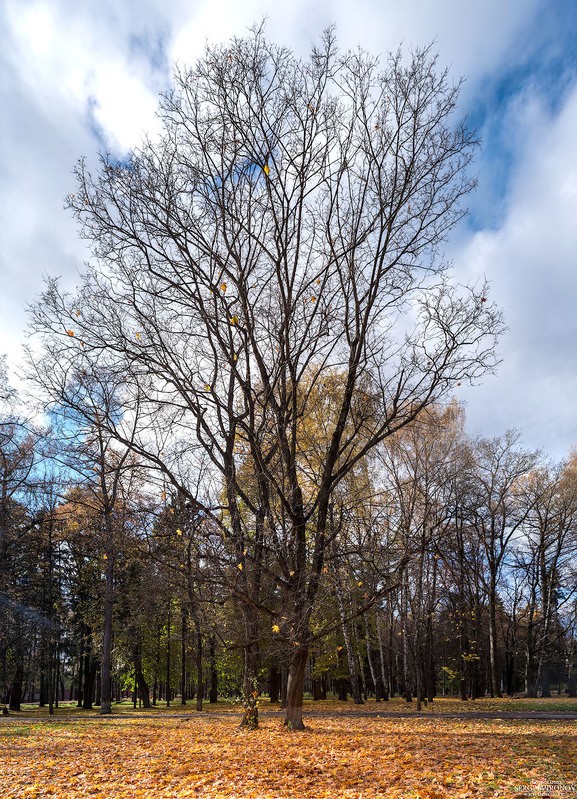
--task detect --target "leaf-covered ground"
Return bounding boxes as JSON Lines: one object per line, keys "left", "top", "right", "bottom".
{"left": 1, "top": 713, "right": 576, "bottom": 798}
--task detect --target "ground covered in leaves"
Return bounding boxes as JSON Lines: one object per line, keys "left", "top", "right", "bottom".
{"left": 1, "top": 708, "right": 576, "bottom": 798}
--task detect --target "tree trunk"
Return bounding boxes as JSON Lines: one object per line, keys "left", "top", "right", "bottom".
{"left": 181, "top": 610, "right": 187, "bottom": 705}
{"left": 284, "top": 645, "right": 308, "bottom": 730}
{"left": 209, "top": 635, "right": 218, "bottom": 703}
{"left": 334, "top": 566, "right": 363, "bottom": 704}
{"left": 280, "top": 664, "right": 288, "bottom": 708}
{"left": 312, "top": 676, "right": 323, "bottom": 700}
{"left": 525, "top": 661, "right": 538, "bottom": 698}
{"left": 364, "top": 614, "right": 377, "bottom": 700}
{"left": 94, "top": 664, "right": 101, "bottom": 706}
{"left": 375, "top": 612, "right": 389, "bottom": 700}
{"left": 194, "top": 619, "right": 203, "bottom": 711}
{"left": 505, "top": 651, "right": 515, "bottom": 696}
{"left": 166, "top": 605, "right": 171, "bottom": 707}
{"left": 239, "top": 607, "right": 259, "bottom": 728}
{"left": 415, "top": 637, "right": 423, "bottom": 712}
{"left": 540, "top": 662, "right": 551, "bottom": 698}
{"left": 8, "top": 658, "right": 23, "bottom": 711}
{"left": 402, "top": 624, "right": 412, "bottom": 702}
{"left": 100, "top": 550, "right": 114, "bottom": 715}
{"left": 39, "top": 672, "right": 47, "bottom": 708}
{"left": 134, "top": 644, "right": 151, "bottom": 708}
{"left": 76, "top": 635, "right": 84, "bottom": 708}
{"left": 269, "top": 663, "right": 280, "bottom": 703}
{"left": 82, "top": 627, "right": 95, "bottom": 710}
{"left": 488, "top": 581, "right": 502, "bottom": 698}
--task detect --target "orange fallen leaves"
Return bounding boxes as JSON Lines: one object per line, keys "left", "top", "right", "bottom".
{"left": 0, "top": 714, "right": 575, "bottom": 798}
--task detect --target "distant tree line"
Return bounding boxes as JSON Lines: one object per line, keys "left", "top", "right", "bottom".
{"left": 2, "top": 358, "right": 576, "bottom": 719}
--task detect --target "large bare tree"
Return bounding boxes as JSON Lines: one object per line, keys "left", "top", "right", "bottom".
{"left": 28, "top": 27, "right": 503, "bottom": 728}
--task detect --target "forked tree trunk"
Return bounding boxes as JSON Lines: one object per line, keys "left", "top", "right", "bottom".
{"left": 284, "top": 645, "right": 308, "bottom": 730}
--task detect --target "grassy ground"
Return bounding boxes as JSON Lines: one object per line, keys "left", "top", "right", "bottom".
{"left": 5, "top": 695, "right": 577, "bottom": 718}
{"left": 1, "top": 706, "right": 576, "bottom": 798}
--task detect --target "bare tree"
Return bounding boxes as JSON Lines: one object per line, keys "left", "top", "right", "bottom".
{"left": 513, "top": 460, "right": 577, "bottom": 696}
{"left": 468, "top": 431, "right": 539, "bottom": 697}
{"left": 28, "top": 28, "right": 503, "bottom": 728}
{"left": 24, "top": 364, "right": 144, "bottom": 714}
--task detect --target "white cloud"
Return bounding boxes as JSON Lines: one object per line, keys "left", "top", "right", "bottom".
{"left": 454, "top": 81, "right": 577, "bottom": 457}
{"left": 4, "top": 0, "right": 165, "bottom": 154}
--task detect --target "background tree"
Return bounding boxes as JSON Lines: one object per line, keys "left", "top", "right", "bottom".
{"left": 467, "top": 431, "right": 538, "bottom": 697}
{"left": 0, "top": 359, "right": 51, "bottom": 711}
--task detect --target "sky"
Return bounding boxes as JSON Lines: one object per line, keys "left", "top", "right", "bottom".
{"left": 1, "top": 0, "right": 576, "bottom": 460}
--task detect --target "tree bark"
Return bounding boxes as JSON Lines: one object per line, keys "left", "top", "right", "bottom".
{"left": 82, "top": 626, "right": 95, "bottom": 709}
{"left": 181, "top": 609, "right": 187, "bottom": 705}
{"left": 194, "top": 618, "right": 203, "bottom": 711}
{"left": 134, "top": 644, "right": 151, "bottom": 708}
{"left": 100, "top": 548, "right": 114, "bottom": 714}
{"left": 166, "top": 605, "right": 171, "bottom": 707}
{"left": 284, "top": 645, "right": 308, "bottom": 730}
{"left": 269, "top": 663, "right": 280, "bottom": 703}
{"left": 209, "top": 635, "right": 218, "bottom": 703}
{"left": 76, "top": 634, "right": 84, "bottom": 708}
{"left": 8, "top": 658, "right": 23, "bottom": 711}
{"left": 375, "top": 611, "right": 389, "bottom": 700}
{"left": 364, "top": 614, "right": 378, "bottom": 700}
{"left": 488, "top": 580, "right": 502, "bottom": 697}
{"left": 334, "top": 565, "right": 363, "bottom": 704}
{"left": 239, "top": 607, "right": 259, "bottom": 728}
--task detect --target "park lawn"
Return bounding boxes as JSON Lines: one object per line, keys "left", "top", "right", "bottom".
{"left": 302, "top": 696, "right": 577, "bottom": 715}
{"left": 9, "top": 695, "right": 577, "bottom": 718}
{"left": 1, "top": 714, "right": 575, "bottom": 798}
